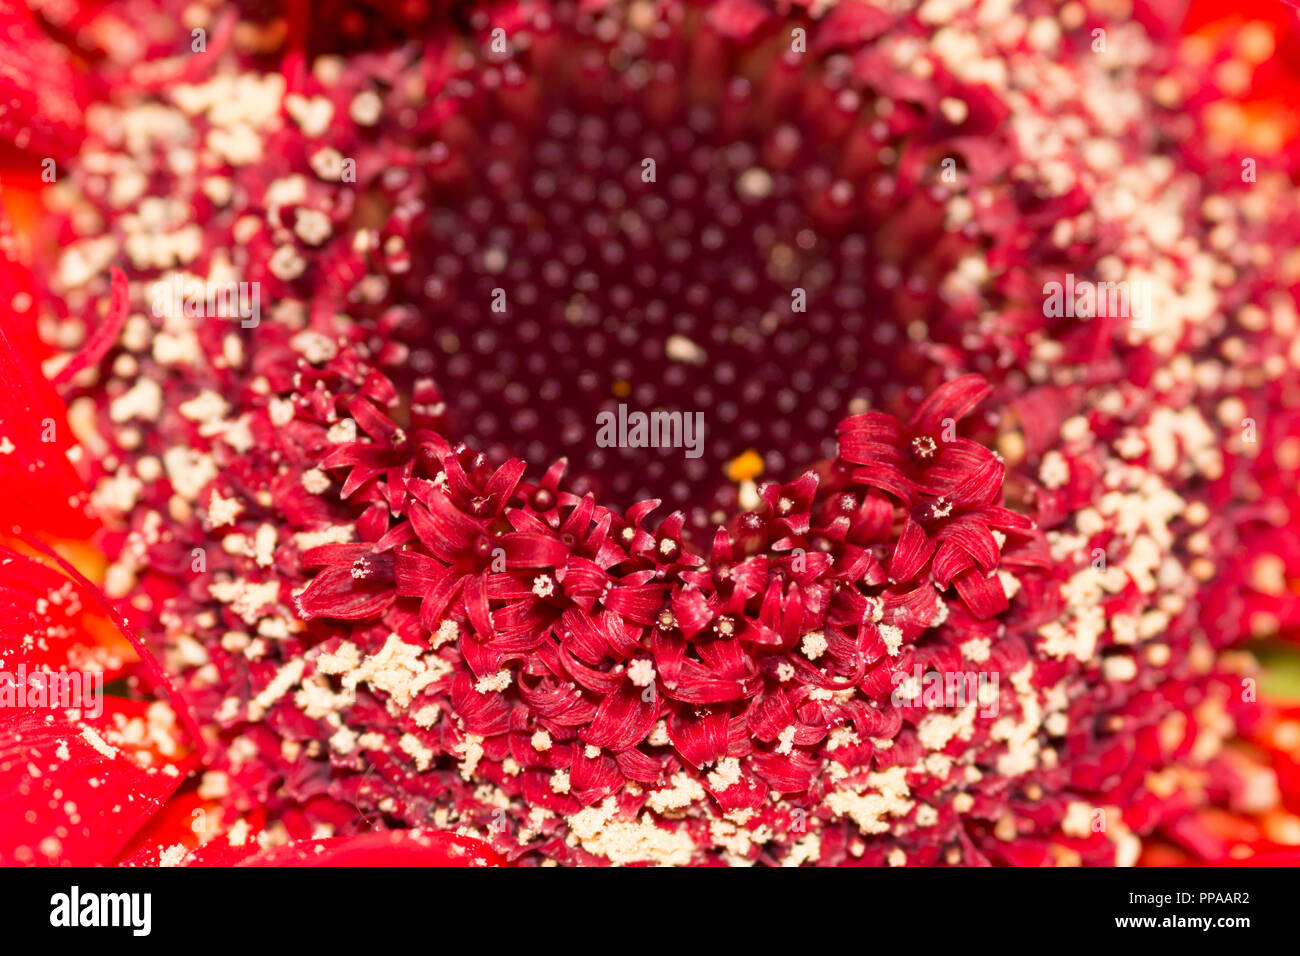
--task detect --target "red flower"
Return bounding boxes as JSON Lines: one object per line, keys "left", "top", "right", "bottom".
{"left": 2, "top": 0, "right": 1300, "bottom": 867}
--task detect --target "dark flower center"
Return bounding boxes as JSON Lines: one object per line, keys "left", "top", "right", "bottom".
{"left": 362, "top": 18, "right": 956, "bottom": 528}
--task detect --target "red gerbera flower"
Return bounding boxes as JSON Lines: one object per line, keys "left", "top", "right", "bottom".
{"left": 1, "top": 0, "right": 1299, "bottom": 868}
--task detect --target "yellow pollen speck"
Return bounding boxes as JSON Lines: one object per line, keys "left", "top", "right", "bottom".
{"left": 725, "top": 449, "right": 765, "bottom": 483}
{"left": 612, "top": 379, "right": 631, "bottom": 398}
{"left": 1250, "top": 554, "right": 1287, "bottom": 595}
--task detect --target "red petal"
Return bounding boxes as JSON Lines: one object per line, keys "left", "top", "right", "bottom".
{"left": 930, "top": 540, "right": 977, "bottom": 588}
{"left": 941, "top": 518, "right": 1001, "bottom": 574}
{"left": 603, "top": 583, "right": 667, "bottom": 625}
{"left": 749, "top": 750, "right": 819, "bottom": 793}
{"left": 0, "top": 257, "right": 95, "bottom": 538}
{"left": 296, "top": 566, "right": 393, "bottom": 620}
{"left": 570, "top": 747, "right": 622, "bottom": 801}
{"left": 0, "top": 548, "right": 130, "bottom": 676}
{"left": 450, "top": 673, "right": 512, "bottom": 736}
{"left": 813, "top": 1, "right": 896, "bottom": 51}
{"left": 945, "top": 456, "right": 1005, "bottom": 509}
{"left": 0, "top": 703, "right": 186, "bottom": 865}
{"left": 837, "top": 411, "right": 903, "bottom": 444}
{"left": 500, "top": 531, "right": 571, "bottom": 567}
{"left": 889, "top": 517, "right": 936, "bottom": 582}
{"left": 908, "top": 374, "right": 993, "bottom": 437}
{"left": 614, "top": 746, "right": 664, "bottom": 784}
{"left": 952, "top": 567, "right": 1010, "bottom": 619}
{"left": 113, "top": 787, "right": 213, "bottom": 866}
{"left": 236, "top": 830, "right": 507, "bottom": 867}
{"left": 50, "top": 267, "right": 130, "bottom": 386}
{"left": 705, "top": 0, "right": 773, "bottom": 40}
{"left": 667, "top": 707, "right": 730, "bottom": 768}
{"left": 850, "top": 464, "right": 916, "bottom": 504}
{"left": 582, "top": 682, "right": 657, "bottom": 752}
{"left": 671, "top": 585, "right": 715, "bottom": 639}
{"left": 0, "top": 5, "right": 88, "bottom": 160}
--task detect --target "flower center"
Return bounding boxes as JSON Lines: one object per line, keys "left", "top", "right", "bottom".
{"left": 362, "top": 11, "right": 955, "bottom": 528}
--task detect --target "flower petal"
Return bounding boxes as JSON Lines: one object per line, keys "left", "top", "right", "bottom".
{"left": 889, "top": 516, "right": 936, "bottom": 582}
{"left": 582, "top": 681, "right": 657, "bottom": 752}
{"left": 0, "top": 704, "right": 186, "bottom": 865}
{"left": 235, "top": 830, "right": 507, "bottom": 867}
{"left": 908, "top": 374, "right": 993, "bottom": 437}
{"left": 0, "top": 5, "right": 88, "bottom": 161}
{"left": 952, "top": 567, "right": 1011, "bottom": 619}
{"left": 0, "top": 261, "right": 95, "bottom": 538}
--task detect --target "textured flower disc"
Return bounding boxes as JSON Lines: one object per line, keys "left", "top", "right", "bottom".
{"left": 16, "top": 0, "right": 1300, "bottom": 865}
